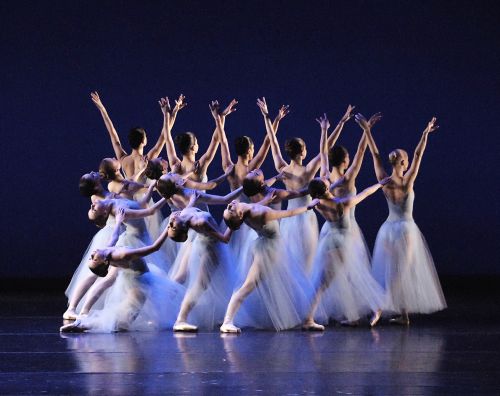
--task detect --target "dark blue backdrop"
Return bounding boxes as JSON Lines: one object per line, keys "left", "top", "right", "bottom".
{"left": 1, "top": 1, "right": 498, "bottom": 279}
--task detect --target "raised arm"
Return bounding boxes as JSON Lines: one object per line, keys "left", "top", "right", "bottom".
{"left": 263, "top": 199, "right": 319, "bottom": 221}
{"left": 405, "top": 117, "right": 438, "bottom": 188}
{"left": 210, "top": 100, "right": 236, "bottom": 172}
{"left": 326, "top": 104, "right": 355, "bottom": 148}
{"left": 355, "top": 113, "right": 388, "bottom": 181}
{"left": 249, "top": 105, "right": 289, "bottom": 170}
{"left": 257, "top": 98, "right": 288, "bottom": 172}
{"left": 341, "top": 177, "right": 390, "bottom": 208}
{"left": 161, "top": 95, "right": 186, "bottom": 168}
{"left": 316, "top": 113, "right": 330, "bottom": 179}
{"left": 91, "top": 92, "right": 127, "bottom": 160}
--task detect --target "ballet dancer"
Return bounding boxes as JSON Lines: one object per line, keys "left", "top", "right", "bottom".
{"left": 356, "top": 114, "right": 446, "bottom": 325}
{"left": 303, "top": 114, "right": 388, "bottom": 331}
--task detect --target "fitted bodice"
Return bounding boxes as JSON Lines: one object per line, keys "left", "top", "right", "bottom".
{"left": 386, "top": 190, "right": 415, "bottom": 221}
{"left": 121, "top": 200, "right": 149, "bottom": 238}
{"left": 256, "top": 220, "right": 280, "bottom": 239}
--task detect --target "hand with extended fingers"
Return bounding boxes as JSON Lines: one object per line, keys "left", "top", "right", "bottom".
{"left": 316, "top": 113, "right": 330, "bottom": 130}
{"left": 274, "top": 104, "right": 290, "bottom": 123}
{"left": 256, "top": 97, "right": 269, "bottom": 117}
{"left": 340, "top": 104, "right": 355, "bottom": 124}
{"left": 423, "top": 117, "right": 439, "bottom": 134}
{"left": 90, "top": 91, "right": 105, "bottom": 110}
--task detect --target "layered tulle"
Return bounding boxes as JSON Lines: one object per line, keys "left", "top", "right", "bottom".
{"left": 234, "top": 220, "right": 313, "bottom": 330}
{"left": 280, "top": 196, "right": 319, "bottom": 274}
{"left": 65, "top": 215, "right": 123, "bottom": 312}
{"left": 179, "top": 234, "right": 235, "bottom": 329}
{"left": 372, "top": 192, "right": 446, "bottom": 314}
{"left": 77, "top": 265, "right": 185, "bottom": 332}
{"left": 311, "top": 219, "right": 385, "bottom": 323}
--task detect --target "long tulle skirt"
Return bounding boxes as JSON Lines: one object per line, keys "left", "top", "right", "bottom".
{"left": 234, "top": 233, "right": 312, "bottom": 330}
{"left": 176, "top": 234, "right": 235, "bottom": 330}
{"left": 280, "top": 196, "right": 319, "bottom": 274}
{"left": 312, "top": 221, "right": 385, "bottom": 323}
{"left": 77, "top": 266, "right": 185, "bottom": 333}
{"left": 65, "top": 223, "right": 123, "bottom": 311}
{"left": 371, "top": 219, "right": 446, "bottom": 314}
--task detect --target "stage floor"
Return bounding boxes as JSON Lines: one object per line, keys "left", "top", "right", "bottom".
{"left": 1, "top": 286, "right": 499, "bottom": 395}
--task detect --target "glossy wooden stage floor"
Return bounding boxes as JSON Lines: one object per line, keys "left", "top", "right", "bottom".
{"left": 1, "top": 283, "right": 499, "bottom": 395}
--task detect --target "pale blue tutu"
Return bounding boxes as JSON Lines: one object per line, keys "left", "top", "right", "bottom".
{"left": 372, "top": 192, "right": 446, "bottom": 314}
{"left": 77, "top": 264, "right": 185, "bottom": 333}
{"left": 235, "top": 220, "right": 313, "bottom": 330}
{"left": 280, "top": 196, "right": 319, "bottom": 274}
{"left": 311, "top": 216, "right": 385, "bottom": 323}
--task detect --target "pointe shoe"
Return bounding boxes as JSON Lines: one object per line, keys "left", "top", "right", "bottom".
{"left": 389, "top": 316, "right": 410, "bottom": 326}
{"left": 62, "top": 308, "right": 77, "bottom": 320}
{"left": 370, "top": 310, "right": 382, "bottom": 327}
{"left": 340, "top": 320, "right": 359, "bottom": 327}
{"left": 173, "top": 321, "right": 198, "bottom": 332}
{"left": 220, "top": 323, "right": 241, "bottom": 333}
{"left": 302, "top": 322, "right": 325, "bottom": 331}
{"left": 60, "top": 319, "right": 85, "bottom": 333}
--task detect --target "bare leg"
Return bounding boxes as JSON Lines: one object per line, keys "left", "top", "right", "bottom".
{"left": 173, "top": 256, "right": 213, "bottom": 332}
{"left": 64, "top": 274, "right": 98, "bottom": 319}
{"left": 220, "top": 260, "right": 261, "bottom": 333}
{"left": 171, "top": 249, "right": 191, "bottom": 284}
{"left": 79, "top": 266, "right": 119, "bottom": 315}
{"left": 303, "top": 250, "right": 339, "bottom": 331}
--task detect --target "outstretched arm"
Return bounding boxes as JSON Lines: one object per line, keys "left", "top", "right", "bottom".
{"left": 355, "top": 113, "right": 388, "bottom": 181}
{"left": 341, "top": 177, "right": 390, "bottom": 208}
{"left": 183, "top": 165, "right": 233, "bottom": 190}
{"left": 161, "top": 95, "right": 186, "bottom": 168}
{"left": 405, "top": 117, "right": 438, "bottom": 187}
{"left": 195, "top": 186, "right": 243, "bottom": 205}
{"left": 136, "top": 182, "right": 157, "bottom": 207}
{"left": 249, "top": 105, "right": 289, "bottom": 170}
{"left": 263, "top": 199, "right": 319, "bottom": 221}
{"left": 114, "top": 218, "right": 172, "bottom": 260}
{"left": 107, "top": 208, "right": 126, "bottom": 247}
{"left": 121, "top": 198, "right": 167, "bottom": 219}
{"left": 201, "top": 222, "right": 233, "bottom": 244}
{"left": 90, "top": 92, "right": 127, "bottom": 160}
{"left": 257, "top": 98, "right": 288, "bottom": 172}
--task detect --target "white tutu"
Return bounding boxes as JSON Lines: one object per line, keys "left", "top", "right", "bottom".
{"left": 143, "top": 197, "right": 164, "bottom": 241}
{"left": 77, "top": 265, "right": 185, "bottom": 333}
{"left": 311, "top": 217, "right": 385, "bottom": 323}
{"left": 280, "top": 196, "right": 319, "bottom": 274}
{"left": 235, "top": 220, "right": 312, "bottom": 330}
{"left": 180, "top": 233, "right": 235, "bottom": 330}
{"left": 65, "top": 215, "right": 123, "bottom": 311}
{"left": 372, "top": 191, "right": 446, "bottom": 314}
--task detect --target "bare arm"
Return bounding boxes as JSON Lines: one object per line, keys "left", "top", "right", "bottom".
{"left": 107, "top": 208, "right": 125, "bottom": 247}
{"left": 343, "top": 134, "right": 368, "bottom": 182}
{"left": 90, "top": 92, "right": 127, "bottom": 160}
{"left": 136, "top": 182, "right": 156, "bottom": 207}
{"left": 195, "top": 187, "right": 243, "bottom": 205}
{"left": 405, "top": 117, "right": 438, "bottom": 187}
{"left": 201, "top": 223, "right": 233, "bottom": 244}
{"left": 183, "top": 165, "right": 233, "bottom": 190}
{"left": 355, "top": 113, "right": 388, "bottom": 181}
{"left": 273, "top": 187, "right": 308, "bottom": 202}
{"left": 263, "top": 199, "right": 318, "bottom": 221}
{"left": 210, "top": 100, "right": 235, "bottom": 172}
{"left": 121, "top": 198, "right": 167, "bottom": 219}
{"left": 257, "top": 98, "right": 288, "bottom": 172}
{"left": 161, "top": 95, "right": 186, "bottom": 168}
{"left": 249, "top": 105, "right": 289, "bottom": 170}
{"left": 114, "top": 220, "right": 172, "bottom": 260}
{"left": 316, "top": 113, "right": 330, "bottom": 179}
{"left": 326, "top": 104, "right": 355, "bottom": 148}
{"left": 341, "top": 177, "right": 390, "bottom": 208}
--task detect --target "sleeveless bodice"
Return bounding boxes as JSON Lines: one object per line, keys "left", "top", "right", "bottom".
{"left": 257, "top": 220, "right": 280, "bottom": 239}
{"left": 386, "top": 191, "right": 415, "bottom": 221}
{"left": 122, "top": 200, "right": 149, "bottom": 238}
{"left": 328, "top": 211, "right": 351, "bottom": 231}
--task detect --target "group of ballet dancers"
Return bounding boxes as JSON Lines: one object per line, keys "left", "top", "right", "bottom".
{"left": 60, "top": 92, "right": 447, "bottom": 333}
